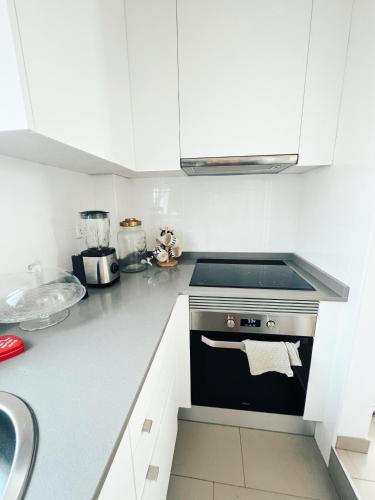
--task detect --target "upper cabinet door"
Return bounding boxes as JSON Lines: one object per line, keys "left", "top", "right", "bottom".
{"left": 12, "top": 0, "right": 134, "bottom": 168}
{"left": 177, "top": 0, "right": 312, "bottom": 159}
{"left": 125, "top": 0, "right": 180, "bottom": 172}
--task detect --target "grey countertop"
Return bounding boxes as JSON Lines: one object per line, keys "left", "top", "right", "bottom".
{"left": 0, "top": 254, "right": 348, "bottom": 500}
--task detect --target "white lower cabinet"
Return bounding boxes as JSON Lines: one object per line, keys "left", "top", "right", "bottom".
{"left": 131, "top": 344, "right": 176, "bottom": 496}
{"left": 98, "top": 428, "right": 137, "bottom": 500}
{"left": 141, "top": 384, "right": 178, "bottom": 500}
{"left": 99, "top": 295, "right": 190, "bottom": 500}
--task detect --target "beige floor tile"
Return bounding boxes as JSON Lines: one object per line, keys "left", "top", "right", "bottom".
{"left": 240, "top": 428, "right": 338, "bottom": 499}
{"left": 336, "top": 449, "right": 357, "bottom": 477}
{"left": 214, "top": 483, "right": 308, "bottom": 500}
{"left": 172, "top": 421, "right": 244, "bottom": 486}
{"left": 340, "top": 414, "right": 375, "bottom": 483}
{"left": 337, "top": 446, "right": 375, "bottom": 481}
{"left": 354, "top": 479, "right": 375, "bottom": 500}
{"left": 167, "top": 475, "right": 213, "bottom": 500}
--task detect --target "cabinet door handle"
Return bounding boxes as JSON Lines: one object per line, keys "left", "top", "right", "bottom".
{"left": 142, "top": 419, "right": 153, "bottom": 433}
{"left": 146, "top": 465, "right": 159, "bottom": 481}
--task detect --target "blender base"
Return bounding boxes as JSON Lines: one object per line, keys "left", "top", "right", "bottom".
{"left": 81, "top": 247, "right": 120, "bottom": 286}
{"left": 19, "top": 310, "right": 70, "bottom": 331}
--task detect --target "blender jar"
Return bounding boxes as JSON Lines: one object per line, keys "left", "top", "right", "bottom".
{"left": 80, "top": 211, "right": 110, "bottom": 249}
{"left": 118, "top": 218, "right": 147, "bottom": 272}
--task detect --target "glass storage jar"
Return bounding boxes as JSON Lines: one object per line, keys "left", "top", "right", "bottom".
{"left": 117, "top": 218, "right": 147, "bottom": 273}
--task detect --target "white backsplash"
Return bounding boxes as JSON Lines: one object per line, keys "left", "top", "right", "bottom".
{"left": 0, "top": 156, "right": 94, "bottom": 274}
{"left": 0, "top": 162, "right": 132, "bottom": 275}
{"left": 129, "top": 175, "right": 302, "bottom": 252}
{"left": 0, "top": 161, "right": 304, "bottom": 275}
{"left": 91, "top": 174, "right": 133, "bottom": 246}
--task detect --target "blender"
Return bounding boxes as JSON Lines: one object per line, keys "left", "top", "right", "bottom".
{"left": 79, "top": 211, "right": 120, "bottom": 286}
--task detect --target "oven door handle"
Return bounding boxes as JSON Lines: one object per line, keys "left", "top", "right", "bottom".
{"left": 201, "top": 335, "right": 245, "bottom": 351}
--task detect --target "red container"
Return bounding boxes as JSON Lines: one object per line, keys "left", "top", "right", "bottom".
{"left": 0, "top": 335, "right": 24, "bottom": 362}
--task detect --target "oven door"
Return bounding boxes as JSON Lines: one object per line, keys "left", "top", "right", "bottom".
{"left": 190, "top": 330, "right": 313, "bottom": 416}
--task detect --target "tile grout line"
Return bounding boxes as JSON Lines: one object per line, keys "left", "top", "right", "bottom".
{"left": 171, "top": 422, "right": 337, "bottom": 500}
{"left": 171, "top": 473, "right": 241, "bottom": 488}
{"left": 211, "top": 480, "right": 322, "bottom": 500}
{"left": 352, "top": 475, "right": 375, "bottom": 482}
{"left": 178, "top": 418, "right": 315, "bottom": 437}
{"left": 171, "top": 474, "right": 321, "bottom": 500}
{"left": 238, "top": 426, "right": 247, "bottom": 488}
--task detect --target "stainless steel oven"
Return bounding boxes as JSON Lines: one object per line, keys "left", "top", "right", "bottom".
{"left": 189, "top": 299, "right": 318, "bottom": 417}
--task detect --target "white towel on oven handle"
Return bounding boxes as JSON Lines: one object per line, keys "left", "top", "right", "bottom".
{"left": 285, "top": 341, "right": 302, "bottom": 368}
{"left": 242, "top": 340, "right": 302, "bottom": 377}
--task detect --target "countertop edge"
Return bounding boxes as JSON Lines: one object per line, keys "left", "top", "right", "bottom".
{"left": 91, "top": 293, "right": 181, "bottom": 500}
{"left": 291, "top": 254, "right": 349, "bottom": 301}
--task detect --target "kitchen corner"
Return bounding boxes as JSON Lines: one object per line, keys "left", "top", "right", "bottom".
{"left": 2, "top": 1, "right": 375, "bottom": 498}
{"left": 0, "top": 254, "right": 347, "bottom": 500}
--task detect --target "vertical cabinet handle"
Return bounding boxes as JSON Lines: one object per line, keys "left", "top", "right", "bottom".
{"left": 146, "top": 465, "right": 159, "bottom": 481}
{"left": 142, "top": 419, "right": 153, "bottom": 433}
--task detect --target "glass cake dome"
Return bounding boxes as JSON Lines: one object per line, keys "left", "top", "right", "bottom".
{"left": 0, "top": 263, "right": 85, "bottom": 331}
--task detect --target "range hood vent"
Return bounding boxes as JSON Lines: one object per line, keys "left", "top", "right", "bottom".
{"left": 180, "top": 154, "right": 298, "bottom": 176}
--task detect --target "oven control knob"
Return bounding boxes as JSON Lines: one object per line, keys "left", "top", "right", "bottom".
{"left": 227, "top": 317, "right": 236, "bottom": 329}
{"left": 266, "top": 320, "right": 276, "bottom": 328}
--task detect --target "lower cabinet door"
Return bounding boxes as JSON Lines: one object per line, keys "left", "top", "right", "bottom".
{"left": 98, "top": 428, "right": 136, "bottom": 500}
{"left": 133, "top": 365, "right": 174, "bottom": 497}
{"left": 141, "top": 384, "right": 178, "bottom": 500}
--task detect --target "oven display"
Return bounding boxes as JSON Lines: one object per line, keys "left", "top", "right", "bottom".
{"left": 240, "top": 318, "right": 261, "bottom": 328}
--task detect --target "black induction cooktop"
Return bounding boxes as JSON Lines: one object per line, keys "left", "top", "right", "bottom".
{"left": 189, "top": 259, "right": 315, "bottom": 291}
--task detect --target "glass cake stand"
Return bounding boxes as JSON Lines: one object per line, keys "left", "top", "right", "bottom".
{"left": 0, "top": 263, "right": 85, "bottom": 331}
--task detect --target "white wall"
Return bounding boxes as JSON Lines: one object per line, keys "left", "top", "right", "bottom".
{"left": 340, "top": 221, "right": 375, "bottom": 434}
{"left": 0, "top": 155, "right": 95, "bottom": 274}
{"left": 0, "top": 160, "right": 299, "bottom": 276}
{"left": 67, "top": 171, "right": 303, "bottom": 258}
{"left": 130, "top": 175, "right": 301, "bottom": 252}
{"left": 0, "top": 160, "right": 133, "bottom": 275}
{"left": 91, "top": 174, "right": 133, "bottom": 245}
{"left": 296, "top": 0, "right": 375, "bottom": 459}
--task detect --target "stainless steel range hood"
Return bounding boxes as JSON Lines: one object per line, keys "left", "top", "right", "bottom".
{"left": 180, "top": 154, "right": 298, "bottom": 176}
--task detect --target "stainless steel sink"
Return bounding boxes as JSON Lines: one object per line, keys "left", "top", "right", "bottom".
{"left": 0, "top": 392, "right": 37, "bottom": 500}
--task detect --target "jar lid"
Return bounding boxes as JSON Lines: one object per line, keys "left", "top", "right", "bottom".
{"left": 120, "top": 218, "right": 142, "bottom": 227}
{"left": 0, "top": 335, "right": 24, "bottom": 362}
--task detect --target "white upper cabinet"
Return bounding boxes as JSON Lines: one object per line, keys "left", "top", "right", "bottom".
{"left": 177, "top": 0, "right": 312, "bottom": 159}
{"left": 0, "top": 0, "right": 135, "bottom": 174}
{"left": 0, "top": 0, "right": 31, "bottom": 131}
{"left": 297, "top": 0, "right": 353, "bottom": 167}
{"left": 0, "top": 0, "right": 353, "bottom": 174}
{"left": 125, "top": 0, "right": 180, "bottom": 172}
